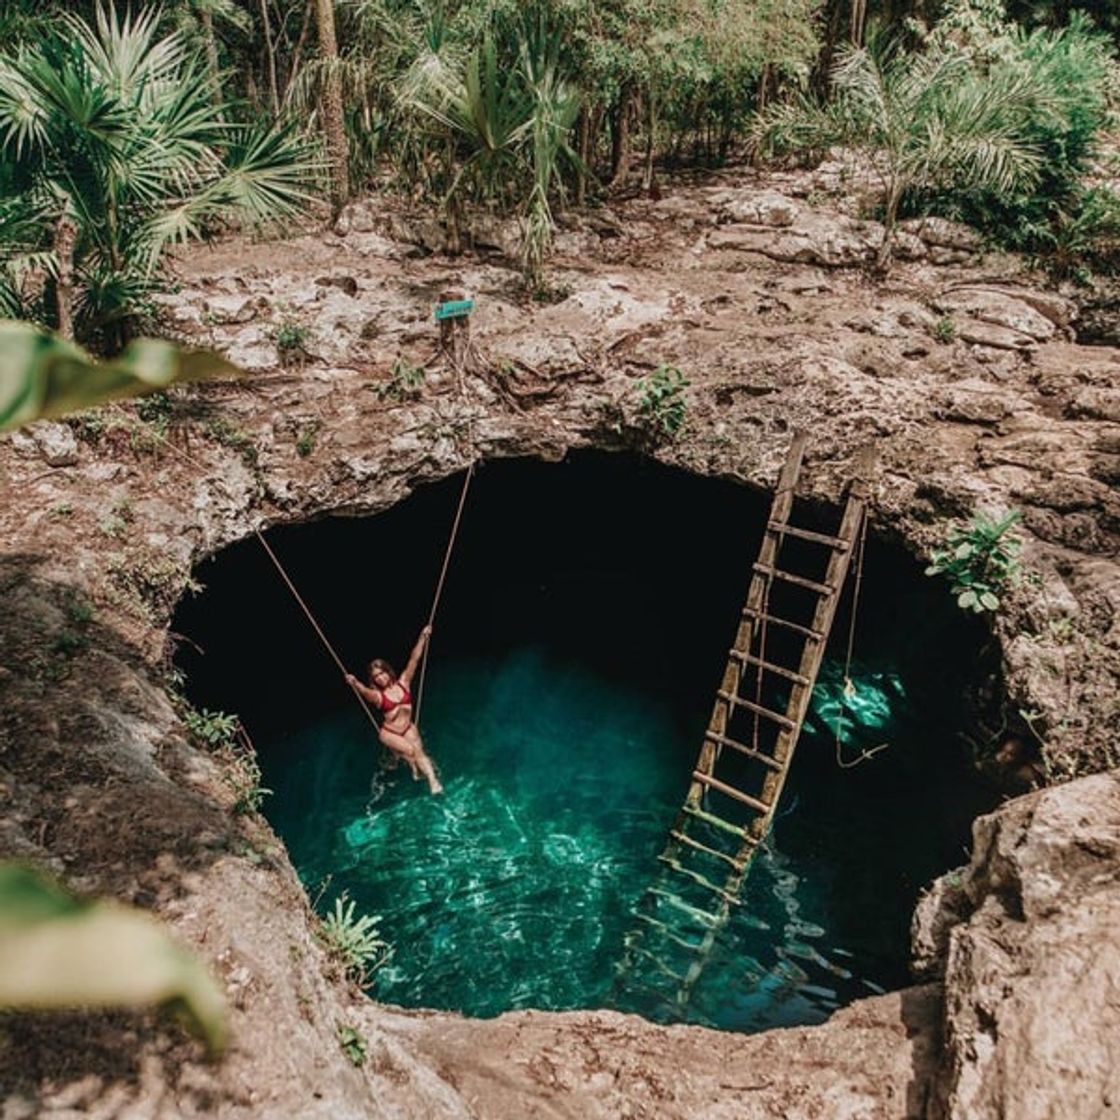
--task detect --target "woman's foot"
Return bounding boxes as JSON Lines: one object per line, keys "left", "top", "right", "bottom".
{"left": 430, "top": 778, "right": 444, "bottom": 795}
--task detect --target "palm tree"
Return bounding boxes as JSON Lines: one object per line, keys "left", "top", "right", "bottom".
{"left": 0, "top": 3, "right": 315, "bottom": 348}
{"left": 399, "top": 11, "right": 580, "bottom": 282}
{"left": 754, "top": 31, "right": 1053, "bottom": 267}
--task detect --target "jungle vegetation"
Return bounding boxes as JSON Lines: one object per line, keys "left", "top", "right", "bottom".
{"left": 1, "top": 0, "right": 1119, "bottom": 344}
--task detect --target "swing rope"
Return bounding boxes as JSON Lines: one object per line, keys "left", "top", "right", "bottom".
{"left": 414, "top": 460, "right": 474, "bottom": 723}
{"left": 109, "top": 400, "right": 471, "bottom": 735}
{"left": 251, "top": 527, "right": 381, "bottom": 730}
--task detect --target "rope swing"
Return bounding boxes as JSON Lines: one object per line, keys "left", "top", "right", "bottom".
{"left": 111, "top": 400, "right": 474, "bottom": 736}
{"left": 414, "top": 460, "right": 475, "bottom": 723}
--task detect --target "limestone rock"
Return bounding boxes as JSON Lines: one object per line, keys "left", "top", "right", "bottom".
{"left": 932, "top": 288, "right": 1056, "bottom": 342}
{"left": 716, "top": 189, "right": 799, "bottom": 227}
{"left": 1067, "top": 387, "right": 1120, "bottom": 422}
{"left": 936, "top": 380, "right": 1013, "bottom": 424}
{"left": 30, "top": 421, "right": 79, "bottom": 467}
{"left": 924, "top": 773, "right": 1120, "bottom": 1120}
{"left": 708, "top": 213, "right": 884, "bottom": 267}
{"left": 958, "top": 320, "right": 1035, "bottom": 351}
{"left": 900, "top": 217, "right": 980, "bottom": 251}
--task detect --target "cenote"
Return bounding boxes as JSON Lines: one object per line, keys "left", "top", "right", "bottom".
{"left": 174, "top": 451, "right": 997, "bottom": 1033}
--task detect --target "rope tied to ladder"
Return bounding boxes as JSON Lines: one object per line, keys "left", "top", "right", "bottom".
{"left": 833, "top": 506, "right": 890, "bottom": 769}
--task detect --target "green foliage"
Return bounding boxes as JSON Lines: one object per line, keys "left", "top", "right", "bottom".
{"left": 271, "top": 315, "right": 312, "bottom": 366}
{"left": 0, "top": 4, "right": 315, "bottom": 346}
{"left": 337, "top": 1024, "right": 367, "bottom": 1066}
{"left": 0, "top": 862, "right": 226, "bottom": 1054}
{"left": 635, "top": 364, "right": 689, "bottom": 439}
{"left": 296, "top": 420, "right": 321, "bottom": 457}
{"left": 0, "top": 322, "right": 238, "bottom": 432}
{"left": 320, "top": 893, "right": 392, "bottom": 984}
{"left": 376, "top": 358, "right": 427, "bottom": 401}
{"left": 183, "top": 704, "right": 272, "bottom": 814}
{"left": 755, "top": 20, "right": 1056, "bottom": 265}
{"left": 204, "top": 416, "right": 259, "bottom": 468}
{"left": 184, "top": 707, "right": 239, "bottom": 750}
{"left": 909, "top": 5, "right": 1120, "bottom": 267}
{"left": 934, "top": 316, "right": 957, "bottom": 342}
{"left": 925, "top": 509, "right": 1024, "bottom": 613}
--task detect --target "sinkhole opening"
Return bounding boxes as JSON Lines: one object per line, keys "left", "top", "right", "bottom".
{"left": 173, "top": 451, "right": 998, "bottom": 1032}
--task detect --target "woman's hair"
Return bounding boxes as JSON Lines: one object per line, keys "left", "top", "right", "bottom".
{"left": 369, "top": 658, "right": 397, "bottom": 681}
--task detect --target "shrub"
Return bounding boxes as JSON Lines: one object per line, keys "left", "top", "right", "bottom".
{"left": 925, "top": 509, "right": 1023, "bottom": 613}
{"left": 320, "top": 893, "right": 392, "bottom": 984}
{"left": 635, "top": 365, "right": 689, "bottom": 439}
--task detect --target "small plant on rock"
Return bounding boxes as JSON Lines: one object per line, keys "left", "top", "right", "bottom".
{"left": 934, "top": 316, "right": 957, "bottom": 343}
{"left": 296, "top": 420, "right": 321, "bottom": 457}
{"left": 321, "top": 893, "right": 392, "bottom": 984}
{"left": 635, "top": 364, "right": 689, "bottom": 440}
{"left": 926, "top": 509, "right": 1023, "bottom": 613}
{"left": 376, "top": 359, "right": 426, "bottom": 402}
{"left": 337, "top": 1024, "right": 367, "bottom": 1066}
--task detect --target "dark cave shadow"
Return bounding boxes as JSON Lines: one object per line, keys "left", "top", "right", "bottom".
{"left": 900, "top": 983, "right": 944, "bottom": 1119}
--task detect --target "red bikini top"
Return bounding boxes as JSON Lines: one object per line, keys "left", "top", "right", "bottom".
{"left": 379, "top": 682, "right": 411, "bottom": 714}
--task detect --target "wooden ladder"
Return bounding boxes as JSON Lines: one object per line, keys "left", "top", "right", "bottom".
{"left": 615, "top": 433, "right": 875, "bottom": 1014}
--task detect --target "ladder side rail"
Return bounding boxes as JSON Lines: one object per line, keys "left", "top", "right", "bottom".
{"left": 688, "top": 432, "right": 808, "bottom": 803}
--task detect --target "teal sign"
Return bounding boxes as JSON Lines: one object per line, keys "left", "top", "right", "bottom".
{"left": 435, "top": 299, "right": 475, "bottom": 321}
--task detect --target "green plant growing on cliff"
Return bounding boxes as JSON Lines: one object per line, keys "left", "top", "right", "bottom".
{"left": 926, "top": 509, "right": 1023, "bottom": 613}
{"left": 183, "top": 705, "right": 271, "bottom": 814}
{"left": 934, "top": 316, "right": 957, "bottom": 343}
{"left": 320, "top": 893, "right": 392, "bottom": 985}
{"left": 635, "top": 364, "right": 689, "bottom": 440}
{"left": 337, "top": 1024, "right": 367, "bottom": 1067}
{"left": 376, "top": 358, "right": 426, "bottom": 401}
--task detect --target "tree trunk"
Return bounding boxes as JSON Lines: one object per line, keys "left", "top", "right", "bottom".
{"left": 641, "top": 92, "right": 656, "bottom": 195}
{"left": 259, "top": 0, "right": 280, "bottom": 116}
{"left": 314, "top": 0, "right": 349, "bottom": 218}
{"left": 575, "top": 107, "right": 590, "bottom": 206}
{"left": 609, "top": 84, "right": 635, "bottom": 190}
{"left": 53, "top": 214, "right": 77, "bottom": 342}
{"left": 850, "top": 0, "right": 867, "bottom": 45}
{"left": 197, "top": 4, "right": 223, "bottom": 109}
{"left": 282, "top": 0, "right": 315, "bottom": 109}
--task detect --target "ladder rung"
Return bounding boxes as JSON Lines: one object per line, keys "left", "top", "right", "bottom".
{"left": 648, "top": 888, "right": 723, "bottom": 929}
{"left": 669, "top": 828, "right": 741, "bottom": 867}
{"left": 634, "top": 912, "right": 705, "bottom": 951}
{"left": 657, "top": 854, "right": 741, "bottom": 905}
{"left": 628, "top": 946, "right": 688, "bottom": 984}
{"left": 692, "top": 771, "right": 771, "bottom": 814}
{"left": 716, "top": 690, "right": 797, "bottom": 730}
{"left": 767, "top": 520, "right": 849, "bottom": 549}
{"left": 727, "top": 649, "right": 811, "bottom": 686}
{"left": 753, "top": 563, "right": 835, "bottom": 596}
{"left": 702, "top": 731, "right": 784, "bottom": 771}
{"left": 741, "top": 606, "right": 825, "bottom": 642}
{"left": 682, "top": 803, "right": 749, "bottom": 839}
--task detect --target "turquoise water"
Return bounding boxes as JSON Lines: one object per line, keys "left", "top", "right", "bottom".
{"left": 262, "top": 642, "right": 974, "bottom": 1031}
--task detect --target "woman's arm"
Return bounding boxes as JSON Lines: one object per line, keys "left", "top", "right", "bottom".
{"left": 399, "top": 625, "right": 432, "bottom": 687}
{"left": 345, "top": 673, "right": 380, "bottom": 705}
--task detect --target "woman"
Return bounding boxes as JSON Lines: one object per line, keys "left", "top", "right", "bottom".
{"left": 345, "top": 625, "right": 443, "bottom": 795}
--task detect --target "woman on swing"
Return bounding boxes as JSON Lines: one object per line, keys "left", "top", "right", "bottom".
{"left": 345, "top": 625, "right": 443, "bottom": 795}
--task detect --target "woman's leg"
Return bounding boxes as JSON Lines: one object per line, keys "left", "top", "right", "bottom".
{"left": 402, "top": 725, "right": 442, "bottom": 794}
{"left": 379, "top": 728, "right": 420, "bottom": 779}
